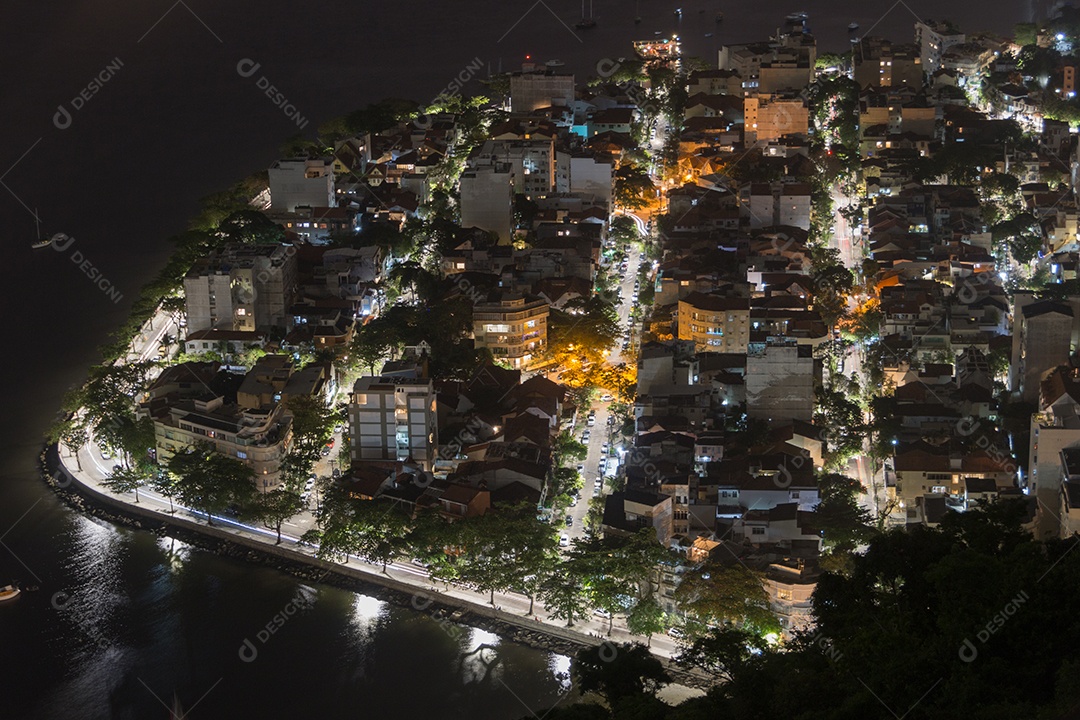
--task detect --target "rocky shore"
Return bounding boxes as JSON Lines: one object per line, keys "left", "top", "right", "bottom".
{"left": 41, "top": 445, "right": 714, "bottom": 691}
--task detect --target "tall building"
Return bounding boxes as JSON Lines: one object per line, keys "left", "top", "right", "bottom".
{"left": 677, "top": 291, "right": 750, "bottom": 352}
{"left": 915, "top": 20, "right": 965, "bottom": 75}
{"left": 459, "top": 162, "right": 514, "bottom": 242}
{"left": 743, "top": 96, "right": 809, "bottom": 144}
{"left": 745, "top": 341, "right": 818, "bottom": 422}
{"left": 184, "top": 244, "right": 298, "bottom": 333}
{"left": 477, "top": 138, "right": 556, "bottom": 199}
{"left": 509, "top": 70, "right": 575, "bottom": 113}
{"left": 472, "top": 293, "right": 549, "bottom": 369}
{"left": 853, "top": 37, "right": 923, "bottom": 88}
{"left": 1016, "top": 301, "right": 1074, "bottom": 403}
{"left": 349, "top": 376, "right": 438, "bottom": 469}
{"left": 268, "top": 157, "right": 335, "bottom": 211}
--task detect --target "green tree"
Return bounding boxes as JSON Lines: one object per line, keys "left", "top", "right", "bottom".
{"left": 614, "top": 163, "right": 656, "bottom": 210}
{"left": 674, "top": 561, "right": 776, "bottom": 632}
{"left": 625, "top": 596, "right": 667, "bottom": 647}
{"left": 540, "top": 568, "right": 590, "bottom": 627}
{"left": 101, "top": 466, "right": 150, "bottom": 503}
{"left": 675, "top": 626, "right": 766, "bottom": 682}
{"left": 166, "top": 442, "right": 257, "bottom": 524}
{"left": 252, "top": 488, "right": 305, "bottom": 544}
{"left": 573, "top": 642, "right": 671, "bottom": 707}
{"left": 216, "top": 209, "right": 285, "bottom": 245}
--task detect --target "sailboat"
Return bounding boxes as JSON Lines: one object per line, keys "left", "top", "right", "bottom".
{"left": 30, "top": 210, "right": 51, "bottom": 249}
{"left": 0, "top": 584, "right": 20, "bottom": 602}
{"left": 576, "top": 0, "right": 596, "bottom": 29}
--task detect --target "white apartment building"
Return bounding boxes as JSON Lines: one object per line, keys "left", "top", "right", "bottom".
{"left": 268, "top": 157, "right": 335, "bottom": 211}
{"left": 349, "top": 376, "right": 438, "bottom": 470}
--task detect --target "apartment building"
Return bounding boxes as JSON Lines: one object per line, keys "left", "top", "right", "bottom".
{"left": 349, "top": 376, "right": 438, "bottom": 470}
{"left": 472, "top": 293, "right": 549, "bottom": 369}
{"left": 183, "top": 243, "right": 298, "bottom": 333}
{"left": 677, "top": 291, "right": 750, "bottom": 352}
{"left": 268, "top": 157, "right": 335, "bottom": 211}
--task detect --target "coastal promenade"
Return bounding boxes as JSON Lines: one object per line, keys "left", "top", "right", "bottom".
{"left": 46, "top": 442, "right": 709, "bottom": 695}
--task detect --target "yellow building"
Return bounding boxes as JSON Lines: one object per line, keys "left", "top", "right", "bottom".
{"left": 677, "top": 292, "right": 750, "bottom": 352}
{"left": 473, "top": 293, "right": 549, "bottom": 369}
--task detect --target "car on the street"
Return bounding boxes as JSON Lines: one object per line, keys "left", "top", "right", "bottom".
{"left": 333, "top": 424, "right": 342, "bottom": 433}
{"left": 600, "top": 393, "right": 613, "bottom": 402}
{"left": 587, "top": 414, "right": 595, "bottom": 426}
{"left": 592, "top": 486, "right": 600, "bottom": 496}
{"left": 559, "top": 534, "right": 570, "bottom": 547}
{"left": 594, "top": 609, "right": 611, "bottom": 618}
{"left": 598, "top": 460, "right": 606, "bottom": 473}
{"left": 569, "top": 495, "right": 578, "bottom": 507}
{"left": 622, "top": 341, "right": 630, "bottom": 350}
{"left": 565, "top": 515, "right": 573, "bottom": 527}
{"left": 331, "top": 468, "right": 341, "bottom": 479}
{"left": 305, "top": 478, "right": 315, "bottom": 489}
{"left": 100, "top": 447, "right": 111, "bottom": 460}
{"left": 321, "top": 447, "right": 331, "bottom": 457}
{"left": 667, "top": 627, "right": 685, "bottom": 638}
{"left": 581, "top": 430, "right": 590, "bottom": 442}
{"left": 111, "top": 464, "right": 123, "bottom": 475}
{"left": 576, "top": 463, "right": 585, "bottom": 473}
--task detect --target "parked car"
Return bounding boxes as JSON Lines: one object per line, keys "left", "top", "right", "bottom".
{"left": 592, "top": 486, "right": 600, "bottom": 496}
{"left": 600, "top": 393, "right": 613, "bottom": 402}
{"left": 320, "top": 447, "right": 331, "bottom": 457}
{"left": 594, "top": 609, "right": 611, "bottom": 618}
{"left": 581, "top": 430, "right": 591, "bottom": 442}
{"left": 576, "top": 463, "right": 585, "bottom": 473}
{"left": 111, "top": 464, "right": 123, "bottom": 475}
{"left": 100, "top": 447, "right": 111, "bottom": 460}
{"left": 565, "top": 515, "right": 573, "bottom": 527}
{"left": 667, "top": 627, "right": 685, "bottom": 638}
{"left": 559, "top": 534, "right": 570, "bottom": 547}
{"left": 587, "top": 415, "right": 595, "bottom": 426}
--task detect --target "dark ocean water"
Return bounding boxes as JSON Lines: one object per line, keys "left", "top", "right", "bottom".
{"left": 0, "top": 1, "right": 1045, "bottom": 717}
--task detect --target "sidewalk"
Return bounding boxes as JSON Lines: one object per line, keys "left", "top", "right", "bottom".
{"left": 59, "top": 437, "right": 689, "bottom": 664}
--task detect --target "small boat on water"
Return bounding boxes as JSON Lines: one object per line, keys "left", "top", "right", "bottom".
{"left": 31, "top": 236, "right": 52, "bottom": 249}
{"left": 848, "top": 22, "right": 859, "bottom": 32}
{"left": 0, "top": 584, "right": 20, "bottom": 602}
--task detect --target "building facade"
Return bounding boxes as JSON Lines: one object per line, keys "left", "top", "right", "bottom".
{"left": 349, "top": 376, "right": 438, "bottom": 470}
{"left": 472, "top": 293, "right": 549, "bottom": 369}
{"left": 268, "top": 157, "right": 335, "bottom": 211}
{"left": 184, "top": 244, "right": 298, "bottom": 333}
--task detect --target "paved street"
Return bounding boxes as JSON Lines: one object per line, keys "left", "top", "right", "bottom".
{"left": 562, "top": 233, "right": 647, "bottom": 539}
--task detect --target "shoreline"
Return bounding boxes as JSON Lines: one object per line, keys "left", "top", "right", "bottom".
{"left": 40, "top": 443, "right": 714, "bottom": 693}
